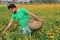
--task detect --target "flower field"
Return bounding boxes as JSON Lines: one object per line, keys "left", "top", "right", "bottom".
{"left": 0, "top": 4, "right": 60, "bottom": 40}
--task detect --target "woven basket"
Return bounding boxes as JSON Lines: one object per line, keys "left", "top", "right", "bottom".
{"left": 28, "top": 18, "right": 43, "bottom": 29}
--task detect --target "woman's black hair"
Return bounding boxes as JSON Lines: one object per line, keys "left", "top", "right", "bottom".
{"left": 8, "top": 4, "right": 16, "bottom": 9}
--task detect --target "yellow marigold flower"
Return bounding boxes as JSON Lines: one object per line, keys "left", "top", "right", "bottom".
{"left": 14, "top": 24, "right": 17, "bottom": 29}
{"left": 41, "top": 29, "right": 44, "bottom": 32}
{"left": 19, "top": 38, "right": 21, "bottom": 40}
{"left": 49, "top": 35, "right": 55, "bottom": 39}
{"left": 55, "top": 30, "right": 59, "bottom": 33}
{"left": 0, "top": 26, "right": 2, "bottom": 30}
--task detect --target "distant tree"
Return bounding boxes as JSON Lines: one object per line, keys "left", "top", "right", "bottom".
{"left": 30, "top": 0, "right": 35, "bottom": 3}
{"left": 30, "top": 0, "right": 46, "bottom": 3}
{"left": 12, "top": 0, "right": 17, "bottom": 3}
{"left": 42, "top": 0, "right": 53, "bottom": 4}
{"left": 42, "top": 0, "right": 58, "bottom": 4}
{"left": 54, "top": 0, "right": 58, "bottom": 3}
